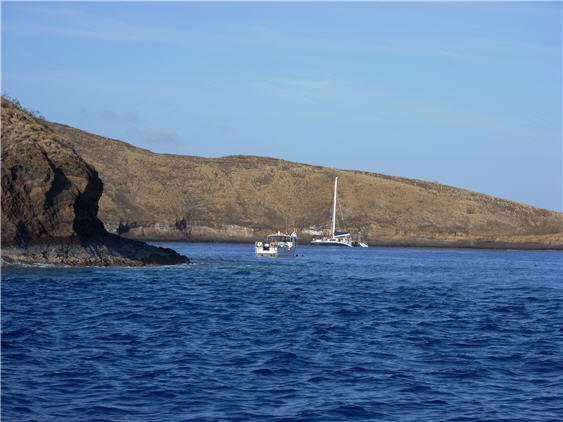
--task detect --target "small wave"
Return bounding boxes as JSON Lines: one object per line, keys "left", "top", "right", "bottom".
{"left": 1, "top": 260, "right": 72, "bottom": 269}
{"left": 307, "top": 376, "right": 329, "bottom": 383}
{"left": 399, "top": 384, "right": 435, "bottom": 393}
{"left": 251, "top": 368, "right": 274, "bottom": 376}
{"left": 328, "top": 404, "right": 377, "bottom": 418}
{"left": 80, "top": 404, "right": 137, "bottom": 416}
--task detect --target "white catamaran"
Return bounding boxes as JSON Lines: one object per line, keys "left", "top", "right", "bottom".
{"left": 310, "top": 177, "right": 368, "bottom": 248}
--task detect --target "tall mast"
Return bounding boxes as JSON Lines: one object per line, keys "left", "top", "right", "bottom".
{"left": 332, "top": 177, "right": 338, "bottom": 238}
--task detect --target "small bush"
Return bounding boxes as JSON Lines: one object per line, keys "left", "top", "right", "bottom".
{"left": 2, "top": 93, "right": 45, "bottom": 120}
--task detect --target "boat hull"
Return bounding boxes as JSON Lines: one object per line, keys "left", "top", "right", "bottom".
{"left": 310, "top": 240, "right": 352, "bottom": 247}
{"left": 255, "top": 247, "right": 296, "bottom": 257}
{"left": 255, "top": 240, "right": 296, "bottom": 258}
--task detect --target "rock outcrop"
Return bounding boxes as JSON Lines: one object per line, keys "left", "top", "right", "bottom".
{"left": 1, "top": 98, "right": 188, "bottom": 265}
{"left": 46, "top": 120, "right": 563, "bottom": 250}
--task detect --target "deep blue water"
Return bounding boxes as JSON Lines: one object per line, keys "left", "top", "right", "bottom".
{"left": 2, "top": 244, "right": 562, "bottom": 422}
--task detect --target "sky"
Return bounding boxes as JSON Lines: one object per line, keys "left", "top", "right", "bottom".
{"left": 2, "top": 1, "right": 561, "bottom": 211}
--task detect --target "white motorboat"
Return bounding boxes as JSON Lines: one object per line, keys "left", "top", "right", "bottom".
{"left": 255, "top": 233, "right": 296, "bottom": 258}
{"left": 310, "top": 177, "right": 368, "bottom": 248}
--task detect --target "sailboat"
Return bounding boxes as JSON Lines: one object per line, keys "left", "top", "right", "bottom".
{"left": 310, "top": 177, "right": 368, "bottom": 247}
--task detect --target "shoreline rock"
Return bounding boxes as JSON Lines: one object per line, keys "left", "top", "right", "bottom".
{"left": 1, "top": 234, "right": 188, "bottom": 266}
{"left": 1, "top": 97, "right": 189, "bottom": 266}
{"left": 104, "top": 222, "right": 562, "bottom": 250}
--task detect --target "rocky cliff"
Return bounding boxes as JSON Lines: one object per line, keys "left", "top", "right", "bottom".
{"left": 45, "top": 119, "right": 563, "bottom": 250}
{"left": 1, "top": 98, "right": 188, "bottom": 265}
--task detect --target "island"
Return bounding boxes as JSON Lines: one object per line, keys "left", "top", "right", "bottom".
{"left": 2, "top": 96, "right": 562, "bottom": 255}
{"left": 48, "top": 112, "right": 562, "bottom": 250}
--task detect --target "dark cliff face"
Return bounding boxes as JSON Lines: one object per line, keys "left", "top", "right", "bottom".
{"left": 1, "top": 98, "right": 188, "bottom": 265}
{"left": 1, "top": 98, "right": 101, "bottom": 246}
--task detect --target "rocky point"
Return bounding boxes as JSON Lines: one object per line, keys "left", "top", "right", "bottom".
{"left": 1, "top": 97, "right": 188, "bottom": 266}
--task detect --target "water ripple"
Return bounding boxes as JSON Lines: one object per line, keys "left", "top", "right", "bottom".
{"left": 2, "top": 245, "right": 562, "bottom": 421}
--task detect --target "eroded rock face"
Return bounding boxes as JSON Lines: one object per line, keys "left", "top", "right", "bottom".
{"left": 1, "top": 98, "right": 188, "bottom": 266}
{"left": 2, "top": 100, "right": 103, "bottom": 244}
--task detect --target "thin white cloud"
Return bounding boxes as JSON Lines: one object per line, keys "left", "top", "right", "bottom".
{"left": 5, "top": 4, "right": 203, "bottom": 44}
{"left": 253, "top": 78, "right": 358, "bottom": 103}
{"left": 214, "top": 124, "right": 236, "bottom": 133}
{"left": 81, "top": 107, "right": 139, "bottom": 122}
{"left": 253, "top": 77, "right": 539, "bottom": 135}
{"left": 5, "top": 3, "right": 557, "bottom": 63}
{"left": 141, "top": 127, "right": 179, "bottom": 144}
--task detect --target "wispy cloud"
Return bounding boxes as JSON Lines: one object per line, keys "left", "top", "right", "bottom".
{"left": 237, "top": 22, "right": 559, "bottom": 63}
{"left": 7, "top": 3, "right": 557, "bottom": 63}
{"left": 214, "top": 124, "right": 236, "bottom": 134}
{"left": 253, "top": 77, "right": 534, "bottom": 135}
{"left": 5, "top": 4, "right": 218, "bottom": 45}
{"left": 81, "top": 107, "right": 138, "bottom": 123}
{"left": 141, "top": 127, "right": 179, "bottom": 144}
{"left": 253, "top": 78, "right": 358, "bottom": 103}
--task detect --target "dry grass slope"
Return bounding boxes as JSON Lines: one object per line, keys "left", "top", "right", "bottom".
{"left": 46, "top": 121, "right": 563, "bottom": 249}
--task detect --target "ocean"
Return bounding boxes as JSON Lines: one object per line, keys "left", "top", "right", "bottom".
{"left": 2, "top": 244, "right": 562, "bottom": 421}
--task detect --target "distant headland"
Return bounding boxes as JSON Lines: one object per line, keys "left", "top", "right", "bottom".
{"left": 47, "top": 115, "right": 562, "bottom": 250}
{"left": 1, "top": 96, "right": 562, "bottom": 265}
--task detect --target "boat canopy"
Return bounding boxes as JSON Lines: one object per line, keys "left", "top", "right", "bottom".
{"left": 267, "top": 235, "right": 292, "bottom": 242}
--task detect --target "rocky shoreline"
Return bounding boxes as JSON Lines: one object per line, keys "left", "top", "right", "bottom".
{"left": 104, "top": 222, "right": 562, "bottom": 250}
{"left": 1, "top": 235, "right": 188, "bottom": 266}
{"left": 1, "top": 97, "right": 188, "bottom": 266}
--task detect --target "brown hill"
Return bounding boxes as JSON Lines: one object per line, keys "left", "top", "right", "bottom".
{"left": 1, "top": 97, "right": 189, "bottom": 265}
{"left": 45, "top": 121, "right": 562, "bottom": 250}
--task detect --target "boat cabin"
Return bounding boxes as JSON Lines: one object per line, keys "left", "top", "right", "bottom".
{"left": 267, "top": 234, "right": 293, "bottom": 244}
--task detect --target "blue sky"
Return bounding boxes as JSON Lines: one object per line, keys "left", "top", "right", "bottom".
{"left": 2, "top": 1, "right": 561, "bottom": 211}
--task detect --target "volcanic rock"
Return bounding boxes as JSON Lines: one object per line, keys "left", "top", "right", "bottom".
{"left": 1, "top": 97, "right": 188, "bottom": 266}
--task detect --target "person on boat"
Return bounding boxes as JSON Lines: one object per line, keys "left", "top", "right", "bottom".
{"left": 290, "top": 230, "right": 297, "bottom": 243}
